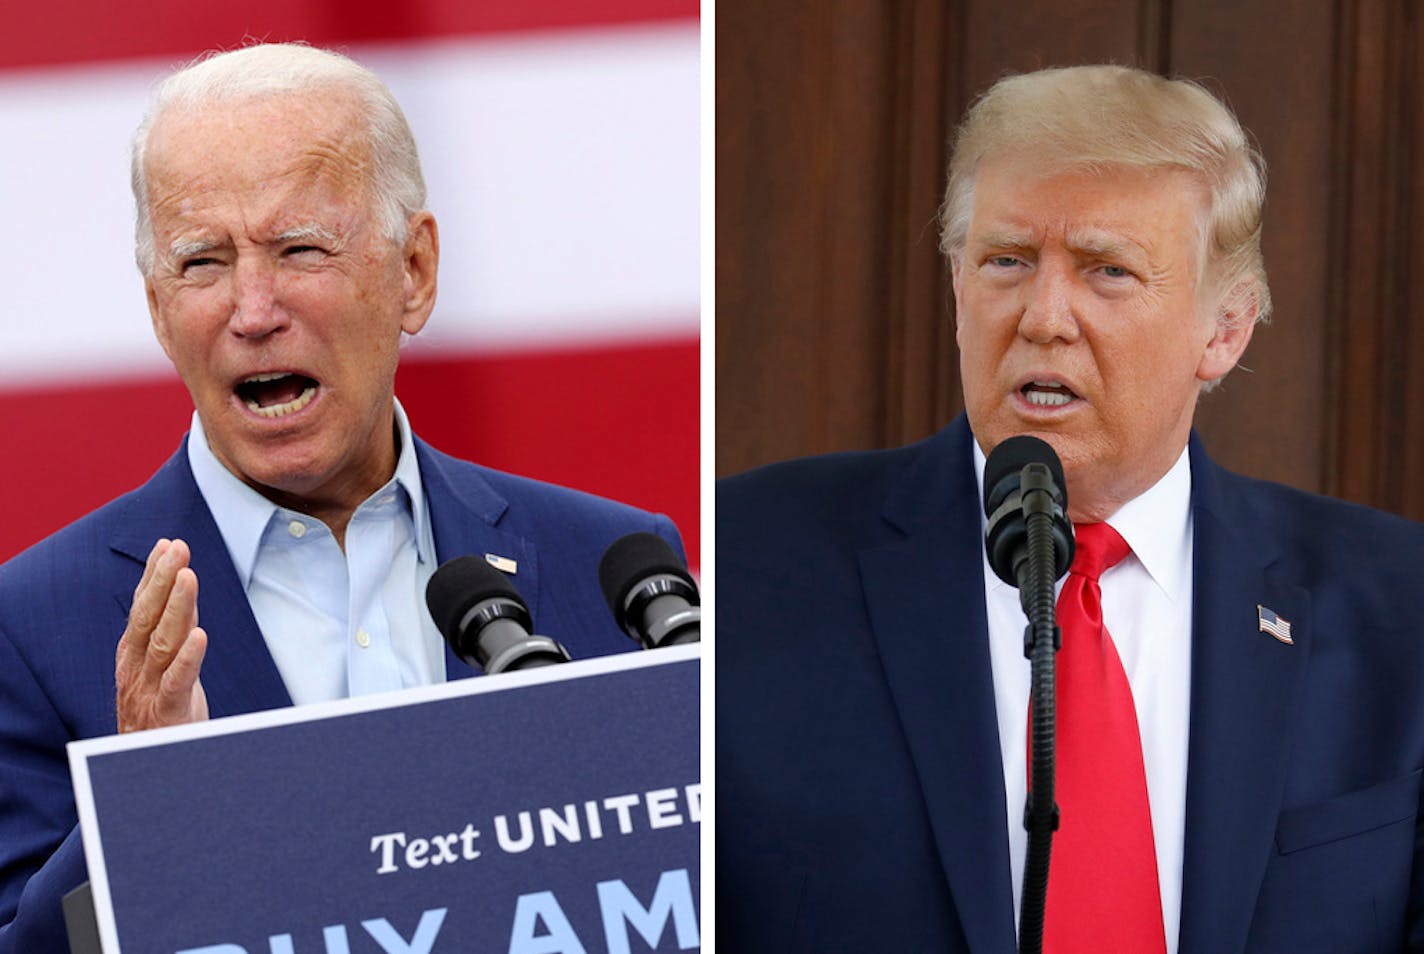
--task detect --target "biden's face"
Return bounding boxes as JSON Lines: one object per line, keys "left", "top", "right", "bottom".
{"left": 953, "top": 159, "right": 1253, "bottom": 522}
{"left": 142, "top": 91, "right": 437, "bottom": 522}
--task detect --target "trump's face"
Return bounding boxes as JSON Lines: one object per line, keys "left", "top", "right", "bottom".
{"left": 953, "top": 159, "right": 1254, "bottom": 522}
{"left": 142, "top": 91, "right": 437, "bottom": 523}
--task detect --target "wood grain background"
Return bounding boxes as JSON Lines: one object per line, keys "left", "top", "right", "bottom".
{"left": 716, "top": 0, "right": 1424, "bottom": 520}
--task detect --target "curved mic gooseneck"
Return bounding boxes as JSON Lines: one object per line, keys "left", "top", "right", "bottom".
{"left": 983, "top": 435, "right": 1074, "bottom": 954}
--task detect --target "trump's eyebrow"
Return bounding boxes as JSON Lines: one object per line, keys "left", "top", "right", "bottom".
{"left": 1065, "top": 228, "right": 1150, "bottom": 261}
{"left": 971, "top": 230, "right": 1037, "bottom": 252}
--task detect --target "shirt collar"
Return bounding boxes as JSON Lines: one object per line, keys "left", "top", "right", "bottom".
{"left": 972, "top": 436, "right": 1193, "bottom": 603}
{"left": 187, "top": 397, "right": 435, "bottom": 587}
{"left": 1105, "top": 445, "right": 1192, "bottom": 603}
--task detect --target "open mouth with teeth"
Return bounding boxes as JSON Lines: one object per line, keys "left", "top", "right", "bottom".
{"left": 1021, "top": 381, "right": 1078, "bottom": 408}
{"left": 236, "top": 372, "right": 319, "bottom": 418}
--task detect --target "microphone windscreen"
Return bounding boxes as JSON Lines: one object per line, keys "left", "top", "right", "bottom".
{"left": 425, "top": 556, "right": 525, "bottom": 641}
{"left": 599, "top": 533, "right": 694, "bottom": 622}
{"left": 983, "top": 435, "right": 1066, "bottom": 515}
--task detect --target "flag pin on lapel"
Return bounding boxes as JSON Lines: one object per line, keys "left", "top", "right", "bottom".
{"left": 1257, "top": 604, "right": 1293, "bottom": 644}
{"left": 485, "top": 553, "right": 518, "bottom": 574}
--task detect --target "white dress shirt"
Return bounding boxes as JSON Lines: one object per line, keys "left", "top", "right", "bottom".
{"left": 976, "top": 442, "right": 1194, "bottom": 954}
{"left": 187, "top": 399, "right": 446, "bottom": 705}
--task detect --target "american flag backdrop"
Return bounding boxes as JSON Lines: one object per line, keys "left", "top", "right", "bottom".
{"left": 0, "top": 1, "right": 700, "bottom": 567}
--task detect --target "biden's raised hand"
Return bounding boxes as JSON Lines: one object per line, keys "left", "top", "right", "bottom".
{"left": 115, "top": 538, "right": 209, "bottom": 732}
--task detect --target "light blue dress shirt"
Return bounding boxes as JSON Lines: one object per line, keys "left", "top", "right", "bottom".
{"left": 186, "top": 399, "right": 446, "bottom": 705}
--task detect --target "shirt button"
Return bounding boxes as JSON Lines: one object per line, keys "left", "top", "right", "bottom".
{"left": 355, "top": 629, "right": 372, "bottom": 649}
{"left": 288, "top": 520, "right": 306, "bottom": 539}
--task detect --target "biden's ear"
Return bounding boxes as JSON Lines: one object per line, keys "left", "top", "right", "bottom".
{"left": 1197, "top": 281, "right": 1259, "bottom": 384}
{"left": 146, "top": 279, "right": 176, "bottom": 362}
{"left": 399, "top": 211, "right": 439, "bottom": 336}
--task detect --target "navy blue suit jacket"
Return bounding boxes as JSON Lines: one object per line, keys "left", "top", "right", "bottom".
{"left": 717, "top": 416, "right": 1424, "bottom": 953}
{"left": 0, "top": 435, "right": 682, "bottom": 952}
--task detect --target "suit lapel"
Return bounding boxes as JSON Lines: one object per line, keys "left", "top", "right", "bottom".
{"left": 106, "top": 439, "right": 523, "bottom": 706}
{"left": 855, "top": 426, "right": 1310, "bottom": 952}
{"left": 1177, "top": 439, "right": 1310, "bottom": 954}
{"left": 416, "top": 440, "right": 533, "bottom": 681}
{"left": 109, "top": 445, "right": 293, "bottom": 717}
{"left": 859, "top": 418, "right": 1017, "bottom": 954}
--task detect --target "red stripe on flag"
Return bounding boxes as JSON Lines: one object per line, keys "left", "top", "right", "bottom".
{"left": 0, "top": 337, "right": 699, "bottom": 567}
{"left": 398, "top": 339, "right": 700, "bottom": 564}
{"left": 2, "top": 0, "right": 698, "bottom": 71}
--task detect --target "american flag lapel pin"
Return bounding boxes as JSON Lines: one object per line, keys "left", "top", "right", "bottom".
{"left": 1257, "top": 604, "right": 1293, "bottom": 645}
{"left": 485, "top": 553, "right": 518, "bottom": 574}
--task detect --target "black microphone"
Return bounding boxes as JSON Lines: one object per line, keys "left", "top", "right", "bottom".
{"left": 599, "top": 533, "right": 700, "bottom": 648}
{"left": 425, "top": 556, "right": 571, "bottom": 674}
{"left": 983, "top": 435, "right": 1074, "bottom": 592}
{"left": 983, "top": 435, "right": 1076, "bottom": 954}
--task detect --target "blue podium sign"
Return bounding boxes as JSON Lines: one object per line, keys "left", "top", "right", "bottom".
{"left": 68, "top": 646, "right": 701, "bottom": 954}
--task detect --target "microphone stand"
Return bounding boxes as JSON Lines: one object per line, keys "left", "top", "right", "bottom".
{"left": 1015, "top": 466, "right": 1064, "bottom": 954}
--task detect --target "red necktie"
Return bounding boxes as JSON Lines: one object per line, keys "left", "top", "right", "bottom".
{"left": 1041, "top": 522, "right": 1166, "bottom": 953}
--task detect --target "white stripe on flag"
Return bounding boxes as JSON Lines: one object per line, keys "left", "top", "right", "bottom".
{"left": 0, "top": 22, "right": 698, "bottom": 387}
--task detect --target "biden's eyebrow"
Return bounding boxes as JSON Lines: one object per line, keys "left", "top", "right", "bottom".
{"left": 168, "top": 238, "right": 220, "bottom": 261}
{"left": 274, "top": 224, "right": 341, "bottom": 245}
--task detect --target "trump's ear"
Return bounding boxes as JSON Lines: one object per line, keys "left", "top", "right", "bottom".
{"left": 1197, "top": 281, "right": 1259, "bottom": 384}
{"left": 399, "top": 211, "right": 439, "bottom": 336}
{"left": 950, "top": 251, "right": 967, "bottom": 343}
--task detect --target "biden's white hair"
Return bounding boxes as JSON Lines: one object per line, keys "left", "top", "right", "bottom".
{"left": 131, "top": 42, "right": 426, "bottom": 275}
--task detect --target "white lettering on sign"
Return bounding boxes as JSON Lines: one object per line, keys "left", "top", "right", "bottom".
{"left": 368, "top": 782, "right": 699, "bottom": 874}
{"left": 370, "top": 823, "right": 482, "bottom": 874}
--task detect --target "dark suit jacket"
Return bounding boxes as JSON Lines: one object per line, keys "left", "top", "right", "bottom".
{"left": 0, "top": 435, "right": 682, "bottom": 952}
{"left": 717, "top": 415, "right": 1424, "bottom": 953}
